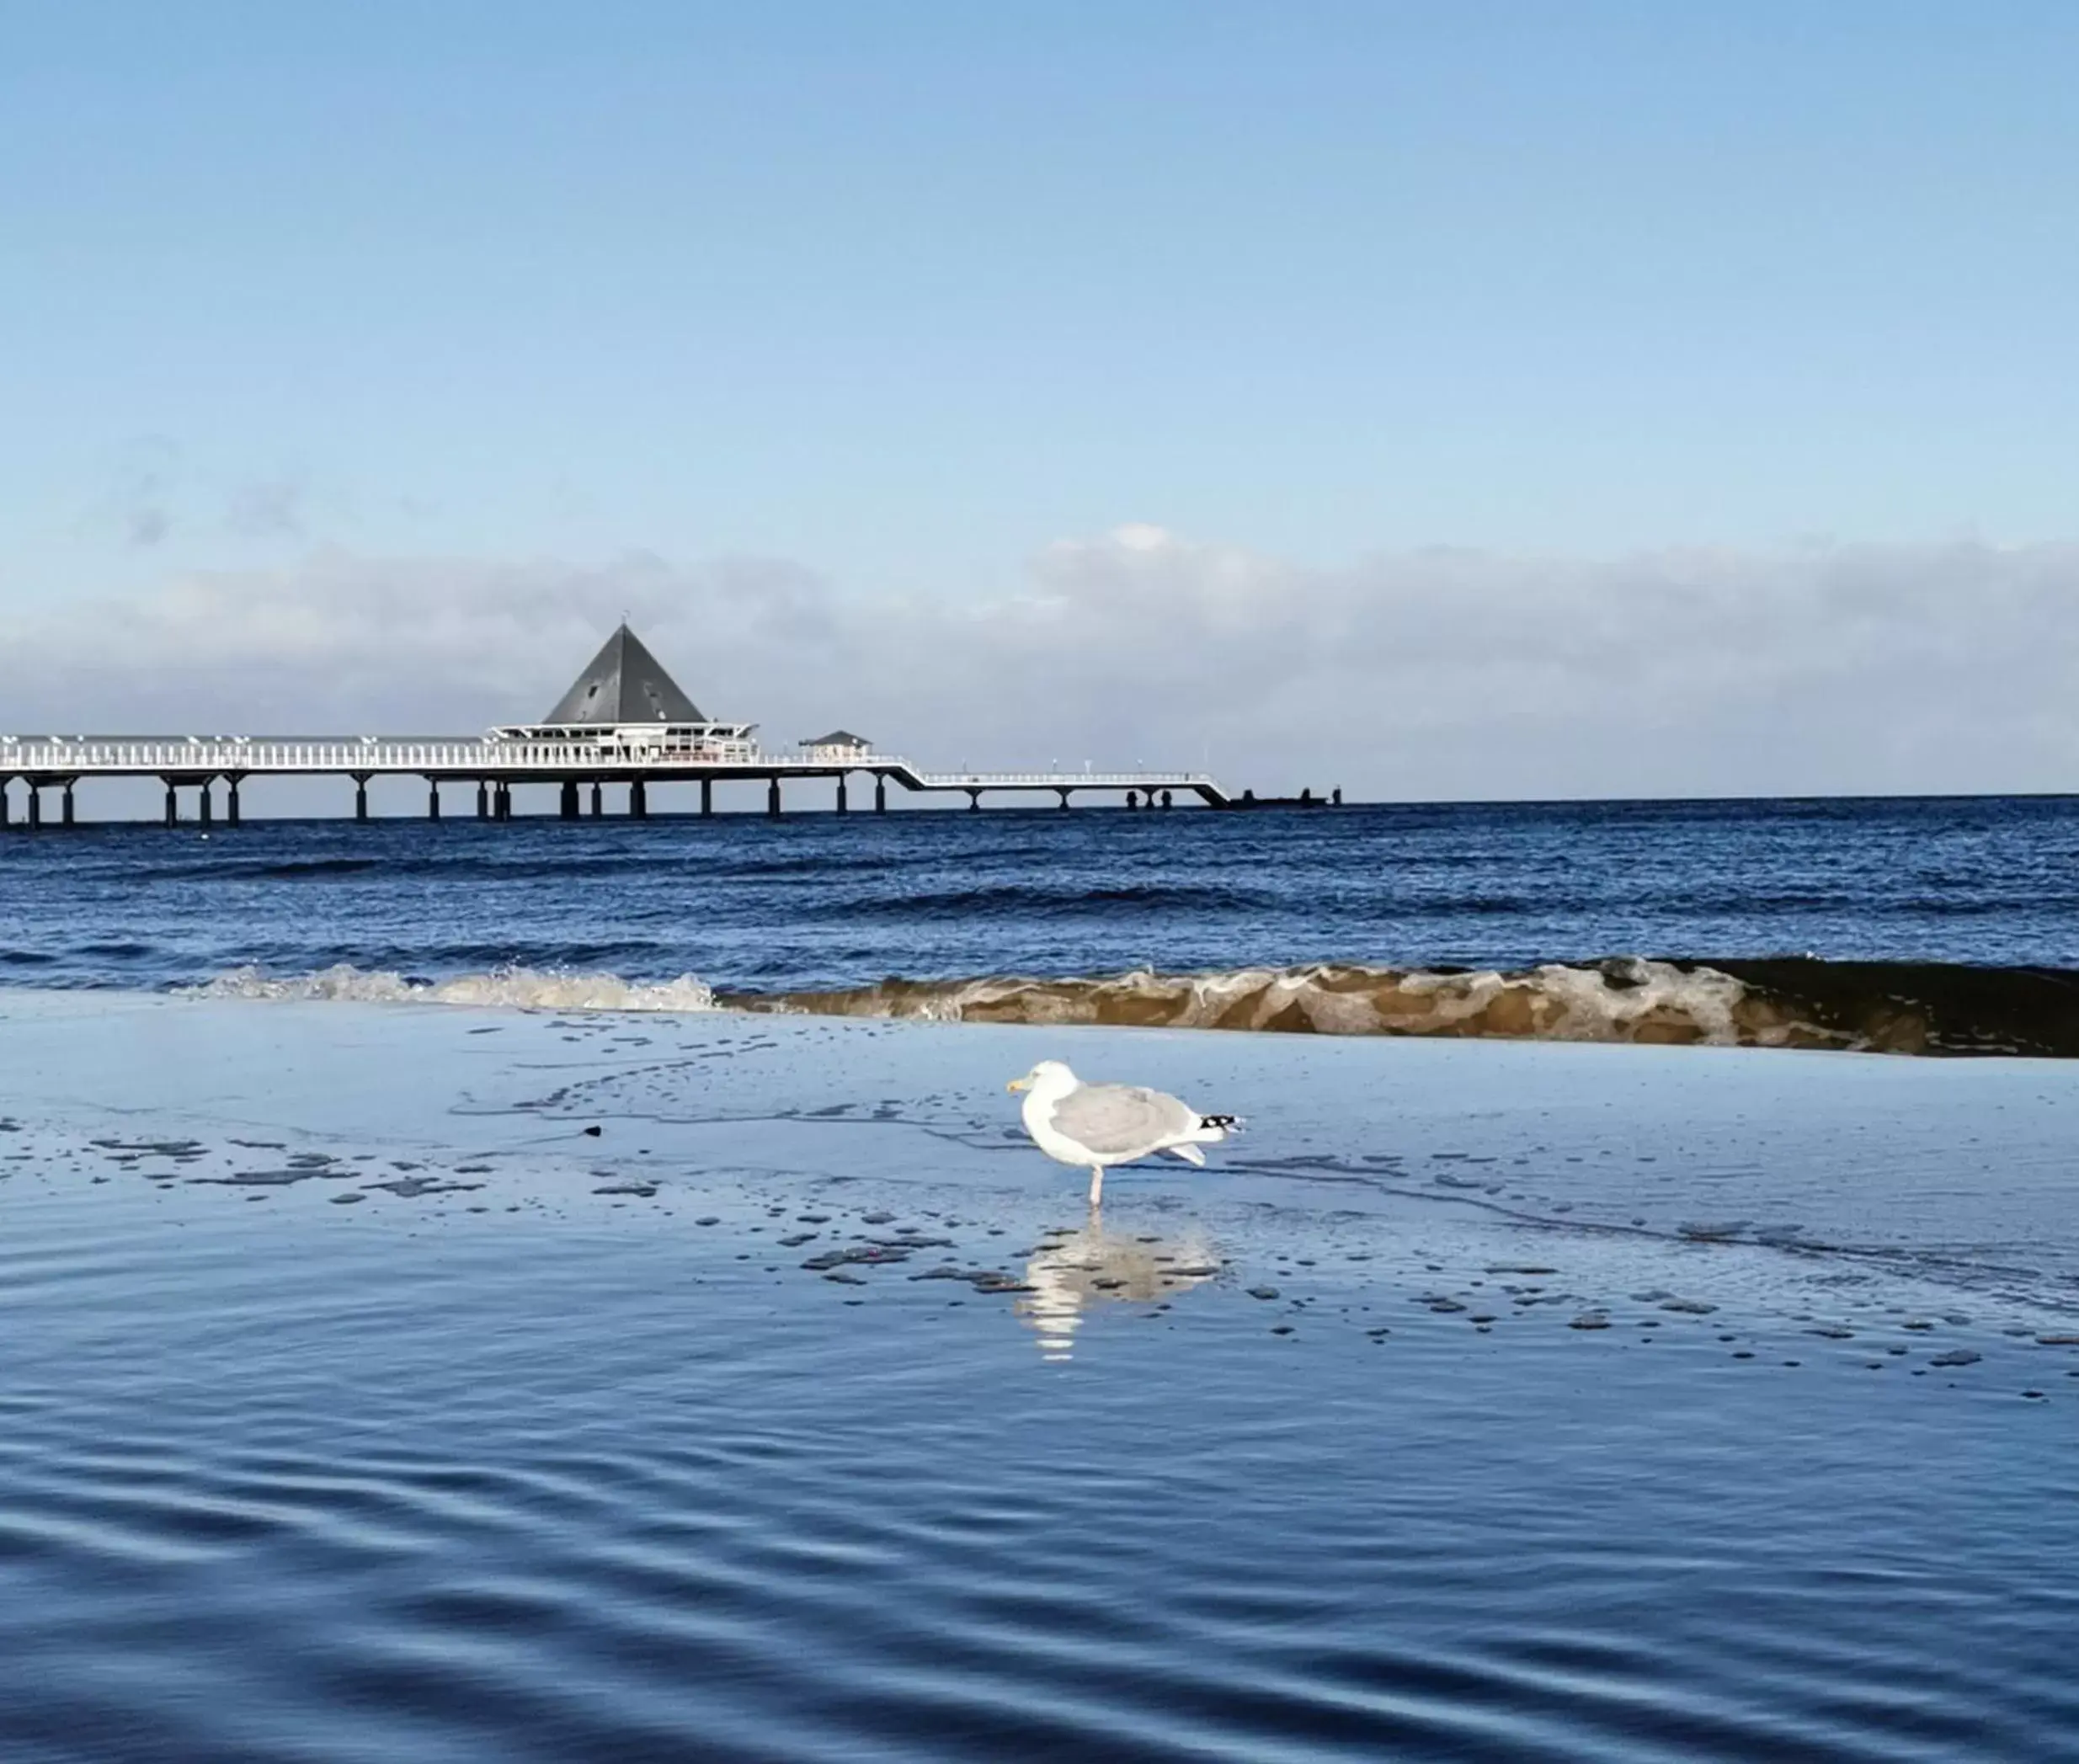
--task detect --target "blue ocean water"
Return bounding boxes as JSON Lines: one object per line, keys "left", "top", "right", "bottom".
{"left": 4, "top": 795, "right": 2078, "bottom": 1051}
{"left": 2, "top": 793, "right": 2076, "bottom": 983}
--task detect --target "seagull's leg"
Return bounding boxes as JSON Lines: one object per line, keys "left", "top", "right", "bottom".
{"left": 1089, "top": 1165, "right": 1104, "bottom": 1207}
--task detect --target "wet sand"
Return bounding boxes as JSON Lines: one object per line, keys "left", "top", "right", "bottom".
{"left": 1, "top": 991, "right": 2075, "bottom": 1760}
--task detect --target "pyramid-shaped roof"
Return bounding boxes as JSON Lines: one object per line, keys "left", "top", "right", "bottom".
{"left": 544, "top": 624, "right": 706, "bottom": 724}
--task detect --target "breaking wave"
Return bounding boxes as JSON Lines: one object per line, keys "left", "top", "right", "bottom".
{"left": 181, "top": 956, "right": 2079, "bottom": 1057}
{"left": 191, "top": 962, "right": 719, "bottom": 1014}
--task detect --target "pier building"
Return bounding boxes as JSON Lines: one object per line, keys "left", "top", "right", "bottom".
{"left": 0, "top": 624, "right": 1236, "bottom": 825}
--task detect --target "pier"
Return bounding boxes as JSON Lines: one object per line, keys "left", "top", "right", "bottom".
{"left": 0, "top": 625, "right": 1244, "bottom": 824}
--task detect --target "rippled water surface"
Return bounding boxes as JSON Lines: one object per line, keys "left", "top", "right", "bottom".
{"left": 3, "top": 794, "right": 2078, "bottom": 993}
{"left": 2, "top": 996, "right": 2075, "bottom": 1761}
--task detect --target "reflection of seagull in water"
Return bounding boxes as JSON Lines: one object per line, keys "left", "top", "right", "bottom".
{"left": 1018, "top": 1218, "right": 1222, "bottom": 1360}
{"left": 1006, "top": 1059, "right": 1239, "bottom": 1205}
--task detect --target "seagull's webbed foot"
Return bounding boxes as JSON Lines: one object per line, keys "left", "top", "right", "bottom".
{"left": 1088, "top": 1166, "right": 1104, "bottom": 1207}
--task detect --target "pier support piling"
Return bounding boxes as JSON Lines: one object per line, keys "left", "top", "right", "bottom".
{"left": 700, "top": 778, "right": 712, "bottom": 818}
{"left": 766, "top": 777, "right": 781, "bottom": 818}
{"left": 61, "top": 782, "right": 75, "bottom": 826}
{"left": 353, "top": 775, "right": 369, "bottom": 822}
{"left": 874, "top": 776, "right": 887, "bottom": 813}
{"left": 28, "top": 786, "right": 42, "bottom": 829}
{"left": 559, "top": 780, "right": 580, "bottom": 820}
{"left": 163, "top": 781, "right": 178, "bottom": 828}
{"left": 477, "top": 781, "right": 489, "bottom": 819}
{"left": 1126, "top": 791, "right": 1139, "bottom": 810}
{"left": 227, "top": 779, "right": 242, "bottom": 826}
{"left": 494, "top": 784, "right": 511, "bottom": 821}
{"left": 427, "top": 780, "right": 440, "bottom": 821}
{"left": 630, "top": 780, "right": 648, "bottom": 820}
{"left": 1057, "top": 789, "right": 1071, "bottom": 810}
{"left": 1160, "top": 789, "right": 1173, "bottom": 809}
{"left": 835, "top": 776, "right": 848, "bottom": 814}
{"left": 0, "top": 782, "right": 9, "bottom": 829}
{"left": 590, "top": 782, "right": 603, "bottom": 817}
{"left": 199, "top": 781, "right": 213, "bottom": 827}
{"left": 967, "top": 789, "right": 982, "bottom": 812}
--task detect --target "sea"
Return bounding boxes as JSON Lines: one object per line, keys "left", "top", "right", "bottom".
{"left": 3, "top": 795, "right": 2076, "bottom": 1763}
{"left": 3, "top": 792, "right": 2078, "bottom": 1053}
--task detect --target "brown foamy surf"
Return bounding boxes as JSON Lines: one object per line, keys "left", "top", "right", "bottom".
{"left": 188, "top": 957, "right": 2079, "bottom": 1057}
{"left": 735, "top": 959, "right": 1831, "bottom": 1047}
{"left": 738, "top": 957, "right": 2079, "bottom": 1057}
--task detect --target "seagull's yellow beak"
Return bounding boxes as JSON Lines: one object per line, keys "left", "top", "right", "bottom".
{"left": 1006, "top": 1075, "right": 1032, "bottom": 1092}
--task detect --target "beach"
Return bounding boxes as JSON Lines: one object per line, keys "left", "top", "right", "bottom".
{"left": 3, "top": 988, "right": 2073, "bottom": 1761}
{"left": 13, "top": 8, "right": 2079, "bottom": 1756}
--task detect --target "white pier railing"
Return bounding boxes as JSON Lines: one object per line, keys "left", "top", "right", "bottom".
{"left": 909, "top": 769, "right": 1223, "bottom": 792}
{"left": 0, "top": 733, "right": 1231, "bottom": 807}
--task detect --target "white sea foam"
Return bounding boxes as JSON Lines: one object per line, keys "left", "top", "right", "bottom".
{"left": 189, "top": 962, "right": 719, "bottom": 1014}
{"left": 1390, "top": 959, "right": 1755, "bottom": 1044}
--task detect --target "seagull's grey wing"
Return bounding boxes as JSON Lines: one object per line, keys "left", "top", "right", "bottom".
{"left": 1047, "top": 1084, "right": 1198, "bottom": 1158}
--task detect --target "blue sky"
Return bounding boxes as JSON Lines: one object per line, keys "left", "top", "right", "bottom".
{"left": 3, "top": 4, "right": 2077, "bottom": 795}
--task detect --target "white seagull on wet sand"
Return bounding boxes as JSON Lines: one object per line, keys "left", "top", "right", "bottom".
{"left": 1007, "top": 1059, "right": 1240, "bottom": 1205}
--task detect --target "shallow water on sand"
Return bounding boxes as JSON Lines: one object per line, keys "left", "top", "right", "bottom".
{"left": 1, "top": 995, "right": 2075, "bottom": 1761}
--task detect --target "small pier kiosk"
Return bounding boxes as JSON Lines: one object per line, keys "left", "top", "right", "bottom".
{"left": 0, "top": 624, "right": 1234, "bottom": 824}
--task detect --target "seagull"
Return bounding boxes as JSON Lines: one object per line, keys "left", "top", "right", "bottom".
{"left": 1006, "top": 1059, "right": 1239, "bottom": 1205}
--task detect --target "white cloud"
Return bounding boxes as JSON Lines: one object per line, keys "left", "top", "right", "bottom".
{"left": 5, "top": 531, "right": 2078, "bottom": 800}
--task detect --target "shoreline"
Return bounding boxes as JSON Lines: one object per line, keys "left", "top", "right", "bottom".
{"left": 4, "top": 983, "right": 2075, "bottom": 1339}
{"left": 23, "top": 945, "right": 2076, "bottom": 1057}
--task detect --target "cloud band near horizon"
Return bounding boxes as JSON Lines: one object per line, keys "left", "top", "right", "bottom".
{"left": 4, "top": 528, "right": 2075, "bottom": 802}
